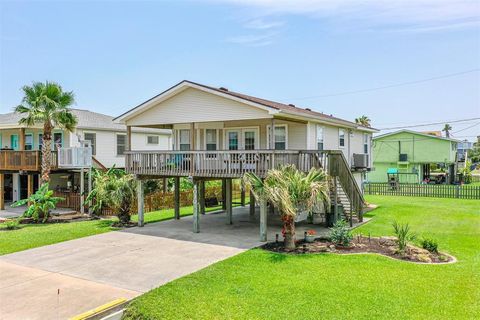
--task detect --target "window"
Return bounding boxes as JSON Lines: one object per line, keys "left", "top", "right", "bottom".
{"left": 117, "top": 134, "right": 126, "bottom": 155}
{"left": 274, "top": 126, "right": 286, "bottom": 150}
{"left": 244, "top": 131, "right": 255, "bottom": 150}
{"left": 25, "top": 134, "right": 33, "bottom": 150}
{"left": 38, "top": 134, "right": 43, "bottom": 150}
{"left": 316, "top": 125, "right": 324, "bottom": 150}
{"left": 363, "top": 133, "right": 369, "bottom": 154}
{"left": 147, "top": 135, "right": 159, "bottom": 145}
{"left": 228, "top": 131, "right": 239, "bottom": 150}
{"left": 84, "top": 133, "right": 96, "bottom": 155}
{"left": 179, "top": 129, "right": 190, "bottom": 151}
{"left": 205, "top": 129, "right": 217, "bottom": 151}
{"left": 339, "top": 129, "right": 345, "bottom": 147}
{"left": 53, "top": 132, "right": 63, "bottom": 149}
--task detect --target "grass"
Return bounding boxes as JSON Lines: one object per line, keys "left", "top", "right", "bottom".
{"left": 124, "top": 196, "right": 480, "bottom": 320}
{"left": 0, "top": 220, "right": 115, "bottom": 255}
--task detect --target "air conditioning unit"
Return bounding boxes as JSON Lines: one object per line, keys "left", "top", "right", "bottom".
{"left": 353, "top": 153, "right": 369, "bottom": 168}
{"left": 399, "top": 153, "right": 408, "bottom": 162}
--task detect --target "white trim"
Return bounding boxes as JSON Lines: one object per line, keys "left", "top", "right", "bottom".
{"left": 204, "top": 128, "right": 219, "bottom": 151}
{"left": 146, "top": 134, "right": 160, "bottom": 145}
{"left": 316, "top": 124, "right": 324, "bottom": 150}
{"left": 338, "top": 128, "right": 346, "bottom": 149}
{"left": 266, "top": 124, "right": 288, "bottom": 150}
{"left": 115, "top": 132, "right": 127, "bottom": 157}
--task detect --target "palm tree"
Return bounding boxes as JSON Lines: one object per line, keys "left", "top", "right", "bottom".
{"left": 355, "top": 115, "right": 371, "bottom": 127}
{"left": 244, "top": 165, "right": 330, "bottom": 250}
{"left": 15, "top": 81, "right": 77, "bottom": 183}
{"left": 442, "top": 124, "right": 452, "bottom": 138}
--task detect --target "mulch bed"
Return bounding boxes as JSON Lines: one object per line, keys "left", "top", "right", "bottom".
{"left": 262, "top": 236, "right": 455, "bottom": 264}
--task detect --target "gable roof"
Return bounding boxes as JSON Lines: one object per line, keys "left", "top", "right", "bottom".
{"left": 114, "top": 80, "right": 378, "bottom": 132}
{"left": 0, "top": 109, "right": 170, "bottom": 134}
{"left": 373, "top": 129, "right": 459, "bottom": 142}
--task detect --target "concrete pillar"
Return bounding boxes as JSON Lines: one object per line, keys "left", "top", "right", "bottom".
{"left": 200, "top": 180, "right": 205, "bottom": 215}
{"left": 221, "top": 178, "right": 227, "bottom": 210}
{"left": 249, "top": 190, "right": 255, "bottom": 221}
{"left": 137, "top": 179, "right": 144, "bottom": 227}
{"left": 174, "top": 176, "right": 180, "bottom": 219}
{"left": 0, "top": 173, "right": 4, "bottom": 210}
{"left": 193, "top": 180, "right": 200, "bottom": 233}
{"left": 259, "top": 199, "right": 267, "bottom": 242}
{"left": 225, "top": 178, "right": 233, "bottom": 225}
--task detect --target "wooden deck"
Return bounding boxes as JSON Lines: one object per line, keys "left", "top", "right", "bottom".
{"left": 0, "top": 150, "right": 58, "bottom": 171}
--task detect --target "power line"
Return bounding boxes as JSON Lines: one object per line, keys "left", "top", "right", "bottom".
{"left": 288, "top": 68, "right": 480, "bottom": 100}
{"left": 379, "top": 117, "right": 480, "bottom": 130}
{"left": 451, "top": 122, "right": 480, "bottom": 134}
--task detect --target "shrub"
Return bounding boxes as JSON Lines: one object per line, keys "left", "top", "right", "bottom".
{"left": 3, "top": 219, "right": 20, "bottom": 230}
{"left": 12, "top": 183, "right": 64, "bottom": 223}
{"left": 330, "top": 220, "right": 353, "bottom": 246}
{"left": 421, "top": 237, "right": 439, "bottom": 253}
{"left": 392, "top": 221, "right": 416, "bottom": 253}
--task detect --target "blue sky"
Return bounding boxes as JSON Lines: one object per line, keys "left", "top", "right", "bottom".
{"left": 1, "top": 0, "right": 479, "bottom": 140}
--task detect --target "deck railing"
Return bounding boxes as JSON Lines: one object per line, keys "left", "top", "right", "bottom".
{"left": 125, "top": 150, "right": 328, "bottom": 178}
{"left": 0, "top": 150, "right": 58, "bottom": 171}
{"left": 126, "top": 149, "right": 365, "bottom": 219}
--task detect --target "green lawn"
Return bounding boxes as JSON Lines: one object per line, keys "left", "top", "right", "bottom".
{"left": 124, "top": 196, "right": 480, "bottom": 320}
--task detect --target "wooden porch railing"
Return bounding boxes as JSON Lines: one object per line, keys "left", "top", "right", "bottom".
{"left": 125, "top": 150, "right": 328, "bottom": 178}
{"left": 125, "top": 149, "right": 366, "bottom": 219}
{"left": 0, "top": 150, "right": 58, "bottom": 171}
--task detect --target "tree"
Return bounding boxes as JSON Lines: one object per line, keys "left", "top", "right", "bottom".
{"left": 442, "top": 124, "right": 452, "bottom": 138}
{"left": 244, "top": 165, "right": 330, "bottom": 250}
{"left": 87, "top": 170, "right": 136, "bottom": 224}
{"left": 15, "top": 81, "right": 77, "bottom": 183}
{"left": 355, "top": 115, "right": 371, "bottom": 127}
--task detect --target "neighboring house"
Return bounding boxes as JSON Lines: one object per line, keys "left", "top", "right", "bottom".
{"left": 368, "top": 130, "right": 458, "bottom": 184}
{"left": 0, "top": 109, "right": 171, "bottom": 207}
{"left": 457, "top": 140, "right": 474, "bottom": 162}
{"left": 114, "top": 80, "right": 378, "bottom": 239}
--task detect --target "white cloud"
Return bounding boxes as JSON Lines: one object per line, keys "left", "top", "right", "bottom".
{"left": 216, "top": 0, "right": 480, "bottom": 32}
{"left": 226, "top": 32, "right": 277, "bottom": 46}
{"left": 243, "top": 18, "right": 285, "bottom": 30}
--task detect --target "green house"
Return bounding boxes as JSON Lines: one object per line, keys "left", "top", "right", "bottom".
{"left": 368, "top": 130, "right": 458, "bottom": 184}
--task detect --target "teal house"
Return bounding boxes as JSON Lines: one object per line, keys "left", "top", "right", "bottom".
{"left": 368, "top": 130, "right": 458, "bottom": 184}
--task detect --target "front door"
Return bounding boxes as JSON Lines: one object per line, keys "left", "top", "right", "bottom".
{"left": 10, "top": 135, "right": 18, "bottom": 150}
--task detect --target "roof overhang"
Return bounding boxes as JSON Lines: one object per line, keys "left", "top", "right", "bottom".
{"left": 373, "top": 129, "right": 459, "bottom": 142}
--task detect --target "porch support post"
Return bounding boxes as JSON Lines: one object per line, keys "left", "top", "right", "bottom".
{"left": 200, "top": 180, "right": 205, "bottom": 215}
{"left": 19, "top": 128, "right": 25, "bottom": 151}
{"left": 193, "top": 179, "right": 200, "bottom": 233}
{"left": 80, "top": 168, "right": 85, "bottom": 214}
{"left": 27, "top": 174, "right": 33, "bottom": 197}
{"left": 126, "top": 126, "right": 132, "bottom": 151}
{"left": 174, "top": 176, "right": 180, "bottom": 219}
{"left": 137, "top": 179, "right": 144, "bottom": 227}
{"left": 249, "top": 190, "right": 255, "bottom": 221}
{"left": 221, "top": 178, "right": 227, "bottom": 210}
{"left": 259, "top": 199, "right": 267, "bottom": 242}
{"left": 225, "top": 178, "right": 232, "bottom": 225}
{"left": 240, "top": 180, "right": 246, "bottom": 207}
{"left": 270, "top": 118, "right": 275, "bottom": 168}
{"left": 0, "top": 173, "right": 4, "bottom": 210}
{"left": 88, "top": 168, "right": 92, "bottom": 216}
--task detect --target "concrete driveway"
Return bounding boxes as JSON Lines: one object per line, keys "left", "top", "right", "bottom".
{"left": 0, "top": 206, "right": 333, "bottom": 319}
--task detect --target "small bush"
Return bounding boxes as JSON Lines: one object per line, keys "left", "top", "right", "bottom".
{"left": 392, "top": 221, "right": 416, "bottom": 253}
{"left": 421, "top": 237, "right": 439, "bottom": 253}
{"left": 330, "top": 220, "right": 353, "bottom": 246}
{"left": 3, "top": 219, "right": 20, "bottom": 230}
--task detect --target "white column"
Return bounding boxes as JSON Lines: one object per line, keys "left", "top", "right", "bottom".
{"left": 88, "top": 168, "right": 92, "bottom": 215}
{"left": 259, "top": 199, "right": 267, "bottom": 242}
{"left": 225, "top": 178, "right": 232, "bottom": 225}
{"left": 193, "top": 180, "right": 200, "bottom": 233}
{"left": 137, "top": 179, "right": 144, "bottom": 227}
{"left": 80, "top": 168, "right": 85, "bottom": 214}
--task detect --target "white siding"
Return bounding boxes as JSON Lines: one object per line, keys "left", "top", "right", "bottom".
{"left": 126, "top": 88, "right": 272, "bottom": 126}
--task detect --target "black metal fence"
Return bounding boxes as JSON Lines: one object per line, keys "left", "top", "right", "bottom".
{"left": 364, "top": 183, "right": 480, "bottom": 200}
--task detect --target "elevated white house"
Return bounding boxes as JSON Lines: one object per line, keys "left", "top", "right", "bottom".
{"left": 0, "top": 109, "right": 170, "bottom": 208}
{"left": 115, "top": 80, "right": 378, "bottom": 240}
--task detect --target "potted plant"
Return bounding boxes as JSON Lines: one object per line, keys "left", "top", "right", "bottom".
{"left": 305, "top": 229, "right": 317, "bottom": 243}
